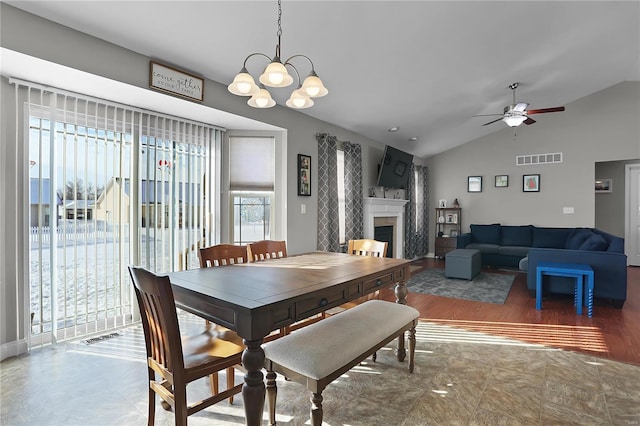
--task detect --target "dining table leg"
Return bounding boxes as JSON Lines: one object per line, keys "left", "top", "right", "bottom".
{"left": 241, "top": 338, "right": 266, "bottom": 426}
{"left": 394, "top": 278, "right": 408, "bottom": 361}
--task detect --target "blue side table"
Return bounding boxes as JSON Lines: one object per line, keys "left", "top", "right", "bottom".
{"left": 536, "top": 262, "right": 594, "bottom": 318}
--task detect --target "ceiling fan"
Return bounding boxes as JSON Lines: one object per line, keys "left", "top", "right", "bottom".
{"left": 474, "top": 82, "right": 565, "bottom": 127}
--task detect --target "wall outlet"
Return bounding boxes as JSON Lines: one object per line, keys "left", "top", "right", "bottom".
{"left": 301, "top": 204, "right": 306, "bottom": 215}
{"left": 563, "top": 207, "right": 574, "bottom": 214}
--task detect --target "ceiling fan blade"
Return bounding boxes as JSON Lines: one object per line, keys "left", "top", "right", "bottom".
{"left": 524, "top": 117, "right": 536, "bottom": 125}
{"left": 472, "top": 113, "right": 503, "bottom": 117}
{"left": 481, "top": 117, "right": 504, "bottom": 126}
{"left": 527, "top": 106, "right": 565, "bottom": 115}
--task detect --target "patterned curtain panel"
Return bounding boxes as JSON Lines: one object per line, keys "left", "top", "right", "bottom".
{"left": 343, "top": 142, "right": 363, "bottom": 245}
{"left": 405, "top": 164, "right": 429, "bottom": 258}
{"left": 316, "top": 133, "right": 340, "bottom": 252}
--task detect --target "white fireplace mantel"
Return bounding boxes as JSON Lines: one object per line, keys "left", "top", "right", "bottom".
{"left": 363, "top": 197, "right": 408, "bottom": 259}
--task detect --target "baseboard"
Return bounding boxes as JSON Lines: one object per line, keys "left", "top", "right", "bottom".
{"left": 1, "top": 338, "right": 28, "bottom": 361}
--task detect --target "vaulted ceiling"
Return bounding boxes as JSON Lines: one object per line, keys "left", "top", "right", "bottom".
{"left": 6, "top": 1, "right": 640, "bottom": 159}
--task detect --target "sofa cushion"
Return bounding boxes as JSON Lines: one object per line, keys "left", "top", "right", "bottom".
{"left": 470, "top": 224, "right": 501, "bottom": 245}
{"left": 607, "top": 237, "right": 624, "bottom": 253}
{"left": 579, "top": 233, "right": 608, "bottom": 251}
{"left": 565, "top": 228, "right": 593, "bottom": 250}
{"left": 466, "top": 243, "right": 500, "bottom": 254}
{"left": 497, "top": 246, "right": 530, "bottom": 257}
{"left": 501, "top": 225, "right": 532, "bottom": 247}
{"left": 532, "top": 227, "right": 573, "bottom": 248}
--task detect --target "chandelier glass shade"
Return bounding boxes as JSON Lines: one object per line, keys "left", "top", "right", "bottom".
{"left": 227, "top": 0, "right": 327, "bottom": 109}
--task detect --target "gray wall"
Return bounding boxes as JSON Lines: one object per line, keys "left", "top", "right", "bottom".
{"left": 426, "top": 81, "right": 640, "bottom": 254}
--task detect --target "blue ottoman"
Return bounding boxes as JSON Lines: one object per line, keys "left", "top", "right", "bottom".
{"left": 445, "top": 249, "right": 481, "bottom": 280}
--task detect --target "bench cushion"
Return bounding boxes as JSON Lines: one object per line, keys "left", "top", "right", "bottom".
{"left": 263, "top": 300, "right": 419, "bottom": 380}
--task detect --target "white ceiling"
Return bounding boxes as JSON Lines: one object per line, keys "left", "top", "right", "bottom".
{"left": 5, "top": 1, "right": 640, "bottom": 159}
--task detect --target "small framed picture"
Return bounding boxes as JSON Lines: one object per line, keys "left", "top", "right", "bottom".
{"left": 298, "top": 154, "right": 311, "bottom": 196}
{"left": 495, "top": 175, "right": 508, "bottom": 187}
{"left": 468, "top": 176, "right": 482, "bottom": 192}
{"left": 595, "top": 178, "right": 612, "bottom": 193}
{"left": 438, "top": 199, "right": 447, "bottom": 208}
{"left": 523, "top": 174, "right": 540, "bottom": 192}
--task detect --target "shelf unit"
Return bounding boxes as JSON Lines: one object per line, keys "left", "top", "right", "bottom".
{"left": 435, "top": 207, "right": 462, "bottom": 258}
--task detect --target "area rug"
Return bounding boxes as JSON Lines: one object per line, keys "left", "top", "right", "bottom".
{"left": 407, "top": 268, "right": 515, "bottom": 304}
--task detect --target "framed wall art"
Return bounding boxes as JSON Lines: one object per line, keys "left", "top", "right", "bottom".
{"left": 298, "top": 154, "right": 311, "bottom": 196}
{"left": 149, "top": 61, "right": 204, "bottom": 102}
{"left": 523, "top": 174, "right": 540, "bottom": 192}
{"left": 595, "top": 178, "right": 612, "bottom": 193}
{"left": 468, "top": 176, "right": 482, "bottom": 192}
{"left": 495, "top": 175, "right": 508, "bottom": 187}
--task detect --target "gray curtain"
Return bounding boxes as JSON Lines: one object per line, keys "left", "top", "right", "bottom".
{"left": 343, "top": 141, "right": 363, "bottom": 245}
{"left": 316, "top": 133, "right": 363, "bottom": 252}
{"left": 405, "top": 163, "right": 429, "bottom": 258}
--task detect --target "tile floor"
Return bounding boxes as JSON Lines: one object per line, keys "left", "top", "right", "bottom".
{"left": 2, "top": 319, "right": 640, "bottom": 425}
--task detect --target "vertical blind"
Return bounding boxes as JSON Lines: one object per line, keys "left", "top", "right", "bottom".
{"left": 10, "top": 78, "right": 222, "bottom": 349}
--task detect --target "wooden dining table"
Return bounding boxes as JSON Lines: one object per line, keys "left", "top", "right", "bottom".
{"left": 168, "top": 251, "right": 412, "bottom": 426}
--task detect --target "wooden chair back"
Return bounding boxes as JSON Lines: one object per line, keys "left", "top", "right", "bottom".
{"left": 129, "top": 266, "right": 184, "bottom": 378}
{"left": 128, "top": 266, "right": 244, "bottom": 425}
{"left": 347, "top": 239, "right": 388, "bottom": 258}
{"left": 247, "top": 240, "right": 287, "bottom": 262}
{"left": 199, "top": 244, "right": 248, "bottom": 268}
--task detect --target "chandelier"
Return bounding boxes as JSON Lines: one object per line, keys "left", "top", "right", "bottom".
{"left": 227, "top": 0, "right": 328, "bottom": 109}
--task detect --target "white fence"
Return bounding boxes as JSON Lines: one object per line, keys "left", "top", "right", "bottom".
{"left": 29, "top": 222, "right": 127, "bottom": 244}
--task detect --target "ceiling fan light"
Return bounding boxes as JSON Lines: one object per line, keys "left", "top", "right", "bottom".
{"left": 259, "top": 59, "right": 293, "bottom": 88}
{"left": 247, "top": 86, "right": 276, "bottom": 108}
{"left": 503, "top": 114, "right": 527, "bottom": 127}
{"left": 286, "top": 88, "right": 314, "bottom": 109}
{"left": 301, "top": 72, "right": 328, "bottom": 98}
{"left": 228, "top": 68, "right": 259, "bottom": 96}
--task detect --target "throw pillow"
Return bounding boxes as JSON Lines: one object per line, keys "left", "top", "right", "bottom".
{"left": 565, "top": 228, "right": 593, "bottom": 250}
{"left": 470, "top": 224, "right": 501, "bottom": 245}
{"left": 579, "top": 233, "right": 608, "bottom": 251}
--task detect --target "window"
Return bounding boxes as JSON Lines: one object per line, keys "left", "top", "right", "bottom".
{"left": 228, "top": 136, "right": 275, "bottom": 244}
{"left": 19, "top": 81, "right": 218, "bottom": 348}
{"left": 232, "top": 194, "right": 271, "bottom": 244}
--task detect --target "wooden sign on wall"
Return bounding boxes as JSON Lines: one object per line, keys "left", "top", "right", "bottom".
{"left": 149, "top": 61, "right": 204, "bottom": 102}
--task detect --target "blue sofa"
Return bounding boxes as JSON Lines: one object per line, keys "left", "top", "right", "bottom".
{"left": 456, "top": 224, "right": 627, "bottom": 308}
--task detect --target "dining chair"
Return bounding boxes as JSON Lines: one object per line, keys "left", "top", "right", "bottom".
{"left": 197, "top": 243, "right": 249, "bottom": 401}
{"left": 199, "top": 243, "right": 248, "bottom": 267}
{"left": 128, "top": 266, "right": 244, "bottom": 426}
{"left": 246, "top": 240, "right": 287, "bottom": 262}
{"left": 347, "top": 238, "right": 388, "bottom": 258}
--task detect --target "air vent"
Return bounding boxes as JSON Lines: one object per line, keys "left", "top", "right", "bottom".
{"left": 516, "top": 152, "right": 563, "bottom": 166}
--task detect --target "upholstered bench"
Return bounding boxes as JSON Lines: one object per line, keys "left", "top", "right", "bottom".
{"left": 262, "top": 300, "right": 419, "bottom": 426}
{"left": 445, "top": 248, "right": 481, "bottom": 280}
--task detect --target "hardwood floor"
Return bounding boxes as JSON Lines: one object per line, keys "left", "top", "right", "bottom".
{"left": 380, "top": 258, "right": 640, "bottom": 366}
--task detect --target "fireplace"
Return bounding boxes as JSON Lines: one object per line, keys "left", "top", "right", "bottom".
{"left": 363, "top": 197, "right": 408, "bottom": 259}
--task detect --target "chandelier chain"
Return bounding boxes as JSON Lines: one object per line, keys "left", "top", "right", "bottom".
{"left": 277, "top": 0, "right": 282, "bottom": 39}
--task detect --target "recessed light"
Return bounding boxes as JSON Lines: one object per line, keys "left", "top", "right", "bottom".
{"left": 408, "top": 137, "right": 418, "bottom": 142}
{"left": 388, "top": 126, "right": 399, "bottom": 132}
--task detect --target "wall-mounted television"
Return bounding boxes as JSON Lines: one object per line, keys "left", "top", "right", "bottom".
{"left": 376, "top": 145, "right": 414, "bottom": 189}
